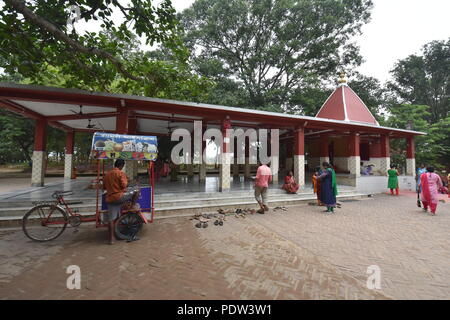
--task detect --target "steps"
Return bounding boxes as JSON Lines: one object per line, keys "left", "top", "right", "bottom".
{"left": 0, "top": 187, "right": 367, "bottom": 227}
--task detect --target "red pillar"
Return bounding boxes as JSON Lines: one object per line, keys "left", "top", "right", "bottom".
{"left": 34, "top": 119, "right": 47, "bottom": 152}
{"left": 31, "top": 119, "right": 47, "bottom": 186}
{"left": 380, "top": 134, "right": 390, "bottom": 157}
{"left": 293, "top": 127, "right": 305, "bottom": 186}
{"left": 65, "top": 131, "right": 75, "bottom": 155}
{"left": 128, "top": 113, "right": 137, "bottom": 135}
{"left": 348, "top": 132, "right": 360, "bottom": 157}
{"left": 222, "top": 118, "right": 231, "bottom": 154}
{"left": 220, "top": 118, "right": 232, "bottom": 191}
{"left": 294, "top": 128, "right": 305, "bottom": 156}
{"left": 320, "top": 134, "right": 329, "bottom": 158}
{"left": 406, "top": 136, "right": 415, "bottom": 159}
{"left": 406, "top": 135, "right": 416, "bottom": 176}
{"left": 116, "top": 109, "right": 129, "bottom": 134}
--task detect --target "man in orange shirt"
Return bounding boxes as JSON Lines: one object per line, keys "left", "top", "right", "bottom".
{"left": 103, "top": 159, "right": 139, "bottom": 244}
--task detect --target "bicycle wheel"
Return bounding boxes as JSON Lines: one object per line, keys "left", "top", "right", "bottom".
{"left": 115, "top": 213, "right": 143, "bottom": 240}
{"left": 22, "top": 204, "right": 68, "bottom": 242}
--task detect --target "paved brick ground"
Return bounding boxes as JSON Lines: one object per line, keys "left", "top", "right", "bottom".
{"left": 0, "top": 190, "right": 448, "bottom": 300}
{"left": 254, "top": 191, "right": 450, "bottom": 300}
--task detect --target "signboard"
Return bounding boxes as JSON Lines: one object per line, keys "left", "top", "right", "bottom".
{"left": 91, "top": 132, "right": 158, "bottom": 161}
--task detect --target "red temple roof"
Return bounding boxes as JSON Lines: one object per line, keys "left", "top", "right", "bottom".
{"left": 316, "top": 80, "right": 379, "bottom": 126}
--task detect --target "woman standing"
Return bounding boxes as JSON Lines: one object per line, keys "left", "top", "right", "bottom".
{"left": 312, "top": 166, "right": 323, "bottom": 206}
{"left": 419, "top": 166, "right": 443, "bottom": 215}
{"left": 317, "top": 162, "right": 338, "bottom": 213}
{"left": 387, "top": 164, "right": 399, "bottom": 196}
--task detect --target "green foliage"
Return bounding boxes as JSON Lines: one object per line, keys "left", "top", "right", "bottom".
{"left": 0, "top": 109, "right": 34, "bottom": 164}
{"left": 0, "top": 0, "right": 211, "bottom": 99}
{"left": 388, "top": 39, "right": 450, "bottom": 123}
{"left": 180, "top": 0, "right": 373, "bottom": 112}
{"left": 385, "top": 104, "right": 450, "bottom": 170}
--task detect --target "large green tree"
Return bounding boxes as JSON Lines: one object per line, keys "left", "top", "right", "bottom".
{"left": 388, "top": 39, "right": 450, "bottom": 123}
{"left": 180, "top": 0, "right": 373, "bottom": 112}
{"left": 0, "top": 0, "right": 211, "bottom": 99}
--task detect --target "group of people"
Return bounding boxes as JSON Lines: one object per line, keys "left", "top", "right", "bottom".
{"left": 284, "top": 163, "right": 338, "bottom": 213}
{"left": 386, "top": 163, "right": 446, "bottom": 215}
{"left": 312, "top": 163, "right": 338, "bottom": 213}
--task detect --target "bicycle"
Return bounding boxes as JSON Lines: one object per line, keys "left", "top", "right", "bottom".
{"left": 22, "top": 190, "right": 85, "bottom": 242}
{"left": 22, "top": 190, "right": 144, "bottom": 242}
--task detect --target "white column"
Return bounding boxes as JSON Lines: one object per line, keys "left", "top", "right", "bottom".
{"left": 406, "top": 158, "right": 416, "bottom": 176}
{"left": 199, "top": 164, "right": 206, "bottom": 182}
{"left": 124, "top": 161, "right": 138, "bottom": 182}
{"left": 31, "top": 151, "right": 46, "bottom": 187}
{"left": 379, "top": 157, "right": 390, "bottom": 175}
{"left": 294, "top": 155, "right": 305, "bottom": 188}
{"left": 348, "top": 156, "right": 361, "bottom": 178}
{"left": 244, "top": 157, "right": 251, "bottom": 179}
{"left": 64, "top": 154, "right": 73, "bottom": 179}
{"left": 233, "top": 155, "right": 239, "bottom": 177}
{"left": 220, "top": 153, "right": 232, "bottom": 191}
{"left": 187, "top": 164, "right": 194, "bottom": 178}
{"left": 271, "top": 155, "right": 279, "bottom": 183}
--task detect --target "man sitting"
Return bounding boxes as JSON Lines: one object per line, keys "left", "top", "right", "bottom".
{"left": 103, "top": 159, "right": 140, "bottom": 245}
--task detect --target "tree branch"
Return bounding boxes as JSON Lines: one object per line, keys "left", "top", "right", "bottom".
{"left": 5, "top": 0, "right": 144, "bottom": 82}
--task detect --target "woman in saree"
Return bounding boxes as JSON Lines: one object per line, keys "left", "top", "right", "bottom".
{"left": 419, "top": 166, "right": 443, "bottom": 215}
{"left": 282, "top": 171, "right": 299, "bottom": 194}
{"left": 312, "top": 166, "right": 323, "bottom": 205}
{"left": 387, "top": 164, "right": 399, "bottom": 196}
{"left": 317, "top": 162, "right": 338, "bottom": 213}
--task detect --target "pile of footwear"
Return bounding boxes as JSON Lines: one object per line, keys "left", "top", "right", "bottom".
{"left": 192, "top": 207, "right": 258, "bottom": 228}
{"left": 191, "top": 212, "right": 226, "bottom": 228}
{"left": 273, "top": 206, "right": 288, "bottom": 212}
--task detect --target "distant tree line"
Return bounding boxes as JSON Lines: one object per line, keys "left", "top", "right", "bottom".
{"left": 0, "top": 0, "right": 448, "bottom": 170}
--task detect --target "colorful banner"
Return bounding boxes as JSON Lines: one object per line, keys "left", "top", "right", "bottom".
{"left": 91, "top": 132, "right": 158, "bottom": 161}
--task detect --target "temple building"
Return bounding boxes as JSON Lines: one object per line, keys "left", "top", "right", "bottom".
{"left": 0, "top": 75, "right": 425, "bottom": 194}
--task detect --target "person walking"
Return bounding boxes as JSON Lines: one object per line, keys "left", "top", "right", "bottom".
{"left": 316, "top": 162, "right": 338, "bottom": 213}
{"left": 254, "top": 161, "right": 272, "bottom": 214}
{"left": 419, "top": 166, "right": 443, "bottom": 215}
{"left": 387, "top": 164, "right": 399, "bottom": 196}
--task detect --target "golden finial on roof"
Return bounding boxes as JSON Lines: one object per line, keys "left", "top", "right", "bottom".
{"left": 338, "top": 72, "right": 347, "bottom": 84}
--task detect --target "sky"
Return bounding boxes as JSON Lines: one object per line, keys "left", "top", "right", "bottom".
{"left": 170, "top": 0, "right": 450, "bottom": 83}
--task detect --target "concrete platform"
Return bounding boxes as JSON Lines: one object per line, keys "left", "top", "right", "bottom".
{"left": 0, "top": 175, "right": 366, "bottom": 227}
